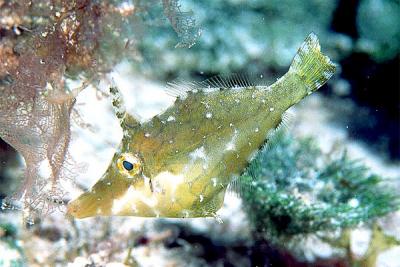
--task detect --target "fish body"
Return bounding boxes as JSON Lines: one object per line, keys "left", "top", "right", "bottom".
{"left": 67, "top": 33, "right": 335, "bottom": 218}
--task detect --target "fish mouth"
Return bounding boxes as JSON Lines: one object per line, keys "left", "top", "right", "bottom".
{"left": 67, "top": 192, "right": 100, "bottom": 219}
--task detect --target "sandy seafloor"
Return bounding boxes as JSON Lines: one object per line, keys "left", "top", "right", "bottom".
{"left": 1, "top": 61, "right": 399, "bottom": 267}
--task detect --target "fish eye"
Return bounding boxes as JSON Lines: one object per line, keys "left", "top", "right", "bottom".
{"left": 117, "top": 153, "right": 141, "bottom": 177}
{"left": 122, "top": 160, "right": 134, "bottom": 171}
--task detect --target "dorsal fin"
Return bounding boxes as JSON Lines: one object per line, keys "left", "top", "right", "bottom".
{"left": 109, "top": 84, "right": 140, "bottom": 129}
{"left": 200, "top": 73, "right": 259, "bottom": 89}
{"left": 165, "top": 79, "right": 203, "bottom": 98}
{"left": 165, "top": 73, "right": 268, "bottom": 98}
{"left": 123, "top": 112, "right": 141, "bottom": 130}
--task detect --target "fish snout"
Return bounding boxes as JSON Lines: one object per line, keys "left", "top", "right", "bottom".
{"left": 67, "top": 192, "right": 102, "bottom": 219}
{"left": 66, "top": 199, "right": 82, "bottom": 218}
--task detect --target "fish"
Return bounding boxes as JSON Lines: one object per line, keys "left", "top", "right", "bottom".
{"left": 67, "top": 33, "right": 336, "bottom": 219}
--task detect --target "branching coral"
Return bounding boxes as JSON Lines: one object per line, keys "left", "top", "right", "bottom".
{"left": 239, "top": 129, "right": 399, "bottom": 248}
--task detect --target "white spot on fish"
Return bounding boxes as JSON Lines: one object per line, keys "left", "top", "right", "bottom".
{"left": 199, "top": 195, "right": 204, "bottom": 202}
{"left": 212, "top": 177, "right": 218, "bottom": 187}
{"left": 167, "top": 115, "right": 176, "bottom": 122}
{"left": 169, "top": 140, "right": 174, "bottom": 144}
{"left": 189, "top": 146, "right": 207, "bottom": 160}
{"left": 255, "top": 127, "right": 259, "bottom": 132}
{"left": 226, "top": 128, "right": 238, "bottom": 151}
{"left": 205, "top": 112, "right": 213, "bottom": 119}
{"left": 107, "top": 182, "right": 111, "bottom": 186}
{"left": 226, "top": 142, "right": 235, "bottom": 151}
{"left": 269, "top": 107, "right": 274, "bottom": 112}
{"left": 144, "top": 133, "right": 151, "bottom": 137}
{"left": 235, "top": 99, "right": 240, "bottom": 103}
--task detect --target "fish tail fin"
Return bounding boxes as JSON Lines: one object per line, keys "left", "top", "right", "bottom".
{"left": 289, "top": 33, "right": 336, "bottom": 93}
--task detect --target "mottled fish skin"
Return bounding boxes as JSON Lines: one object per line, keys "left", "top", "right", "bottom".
{"left": 67, "top": 33, "right": 336, "bottom": 219}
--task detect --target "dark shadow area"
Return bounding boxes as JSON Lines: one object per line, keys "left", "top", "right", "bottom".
{"left": 331, "top": 0, "right": 360, "bottom": 38}
{"left": 330, "top": 0, "right": 400, "bottom": 160}
{"left": 339, "top": 54, "right": 400, "bottom": 159}
{"left": 0, "top": 138, "right": 19, "bottom": 201}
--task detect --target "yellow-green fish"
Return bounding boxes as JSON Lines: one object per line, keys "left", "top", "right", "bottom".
{"left": 67, "top": 33, "right": 335, "bottom": 219}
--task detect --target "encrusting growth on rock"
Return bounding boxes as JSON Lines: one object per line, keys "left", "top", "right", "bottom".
{"left": 0, "top": 0, "right": 202, "bottom": 221}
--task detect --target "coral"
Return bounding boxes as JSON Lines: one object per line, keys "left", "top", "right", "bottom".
{"left": 238, "top": 129, "right": 399, "bottom": 255}
{"left": 0, "top": 0, "right": 113, "bottom": 218}
{"left": 0, "top": 0, "right": 200, "bottom": 220}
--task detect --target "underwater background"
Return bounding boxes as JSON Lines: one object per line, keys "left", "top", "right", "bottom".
{"left": 0, "top": 0, "right": 399, "bottom": 266}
